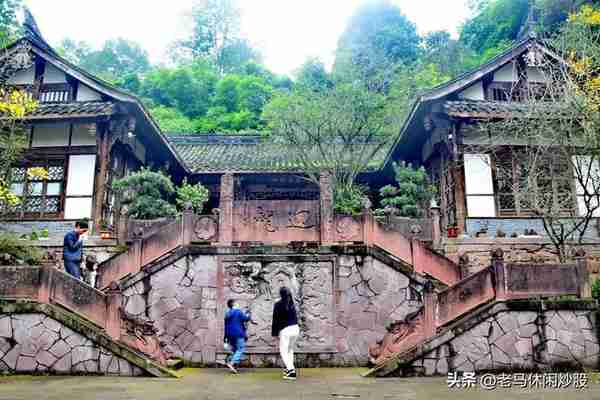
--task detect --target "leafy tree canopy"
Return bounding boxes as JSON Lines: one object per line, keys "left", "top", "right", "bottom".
{"left": 0, "top": 0, "right": 21, "bottom": 46}
{"left": 334, "top": 0, "right": 421, "bottom": 78}
{"left": 57, "top": 38, "right": 151, "bottom": 82}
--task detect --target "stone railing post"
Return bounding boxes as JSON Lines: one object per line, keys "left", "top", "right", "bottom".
{"left": 182, "top": 204, "right": 195, "bottom": 246}
{"left": 319, "top": 171, "right": 335, "bottom": 245}
{"left": 458, "top": 254, "right": 470, "bottom": 280}
{"left": 422, "top": 280, "right": 437, "bottom": 338}
{"left": 105, "top": 282, "right": 122, "bottom": 340}
{"left": 575, "top": 249, "right": 591, "bottom": 298}
{"left": 363, "top": 212, "right": 374, "bottom": 247}
{"left": 430, "top": 200, "right": 442, "bottom": 251}
{"left": 219, "top": 173, "right": 234, "bottom": 246}
{"left": 491, "top": 248, "right": 507, "bottom": 301}
{"left": 38, "top": 264, "right": 54, "bottom": 304}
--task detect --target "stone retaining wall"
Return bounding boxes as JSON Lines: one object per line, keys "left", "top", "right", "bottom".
{"left": 0, "top": 313, "right": 144, "bottom": 376}
{"left": 408, "top": 302, "right": 600, "bottom": 376}
{"left": 120, "top": 249, "right": 425, "bottom": 367}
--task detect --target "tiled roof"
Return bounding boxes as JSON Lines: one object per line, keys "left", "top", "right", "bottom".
{"left": 444, "top": 100, "right": 533, "bottom": 117}
{"left": 15, "top": 101, "right": 115, "bottom": 120}
{"left": 168, "top": 135, "right": 388, "bottom": 173}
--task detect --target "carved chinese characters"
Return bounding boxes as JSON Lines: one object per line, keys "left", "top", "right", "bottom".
{"left": 233, "top": 200, "right": 320, "bottom": 242}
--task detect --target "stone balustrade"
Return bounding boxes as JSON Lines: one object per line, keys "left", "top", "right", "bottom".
{"left": 368, "top": 248, "right": 592, "bottom": 371}
{"left": 0, "top": 265, "right": 166, "bottom": 367}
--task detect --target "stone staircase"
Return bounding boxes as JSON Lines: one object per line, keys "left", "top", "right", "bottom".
{"left": 363, "top": 250, "right": 592, "bottom": 377}
{"left": 97, "top": 211, "right": 202, "bottom": 290}
{"left": 0, "top": 265, "right": 175, "bottom": 377}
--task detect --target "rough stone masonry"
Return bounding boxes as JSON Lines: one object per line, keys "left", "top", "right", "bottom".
{"left": 121, "top": 251, "right": 425, "bottom": 367}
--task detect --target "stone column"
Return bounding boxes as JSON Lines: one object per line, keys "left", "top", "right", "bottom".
{"left": 105, "top": 282, "right": 122, "bottom": 340}
{"left": 575, "top": 249, "right": 591, "bottom": 298}
{"left": 319, "top": 171, "right": 335, "bottom": 245}
{"left": 491, "top": 248, "right": 507, "bottom": 300}
{"left": 219, "top": 173, "right": 234, "bottom": 245}
{"left": 38, "top": 264, "right": 53, "bottom": 304}
{"left": 181, "top": 204, "right": 195, "bottom": 246}
{"left": 458, "top": 254, "right": 470, "bottom": 280}
{"left": 422, "top": 280, "right": 437, "bottom": 338}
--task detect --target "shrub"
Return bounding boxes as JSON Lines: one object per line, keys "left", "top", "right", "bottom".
{"left": 113, "top": 168, "right": 177, "bottom": 220}
{"left": 334, "top": 185, "right": 367, "bottom": 216}
{"left": 375, "top": 162, "right": 435, "bottom": 218}
{"left": 176, "top": 179, "right": 210, "bottom": 214}
{"left": 592, "top": 278, "right": 600, "bottom": 299}
{"left": 0, "top": 233, "right": 43, "bottom": 265}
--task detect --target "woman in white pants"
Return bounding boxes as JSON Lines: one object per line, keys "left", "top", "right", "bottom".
{"left": 272, "top": 286, "right": 300, "bottom": 380}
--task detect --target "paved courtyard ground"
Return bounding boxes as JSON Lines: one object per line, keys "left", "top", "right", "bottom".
{"left": 0, "top": 368, "right": 599, "bottom": 400}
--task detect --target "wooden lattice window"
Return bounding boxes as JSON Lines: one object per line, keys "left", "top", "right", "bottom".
{"left": 492, "top": 150, "right": 575, "bottom": 216}
{"left": 441, "top": 155, "right": 456, "bottom": 229}
{"left": 7, "top": 159, "right": 66, "bottom": 219}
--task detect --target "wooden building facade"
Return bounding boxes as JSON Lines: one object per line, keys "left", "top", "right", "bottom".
{"left": 383, "top": 36, "right": 600, "bottom": 242}
{"left": 0, "top": 22, "right": 185, "bottom": 236}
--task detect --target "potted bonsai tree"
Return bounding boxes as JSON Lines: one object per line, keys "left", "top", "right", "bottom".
{"left": 113, "top": 168, "right": 178, "bottom": 226}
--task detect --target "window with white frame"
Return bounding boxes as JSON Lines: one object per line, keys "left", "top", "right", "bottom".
{"left": 64, "top": 154, "right": 96, "bottom": 220}
{"left": 464, "top": 154, "right": 496, "bottom": 217}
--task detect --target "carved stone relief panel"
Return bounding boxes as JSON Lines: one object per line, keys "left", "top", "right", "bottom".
{"left": 223, "top": 261, "right": 335, "bottom": 352}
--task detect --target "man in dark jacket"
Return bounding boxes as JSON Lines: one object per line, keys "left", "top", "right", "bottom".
{"left": 63, "top": 220, "right": 88, "bottom": 279}
{"left": 224, "top": 299, "right": 250, "bottom": 374}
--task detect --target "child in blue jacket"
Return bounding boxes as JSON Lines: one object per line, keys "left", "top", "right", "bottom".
{"left": 224, "top": 299, "right": 251, "bottom": 374}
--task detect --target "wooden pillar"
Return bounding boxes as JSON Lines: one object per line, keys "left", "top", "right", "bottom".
{"left": 319, "top": 171, "right": 335, "bottom": 245}
{"left": 92, "top": 123, "right": 109, "bottom": 234}
{"left": 452, "top": 161, "right": 467, "bottom": 235}
{"left": 219, "top": 173, "right": 234, "bottom": 245}
{"left": 430, "top": 200, "right": 441, "bottom": 250}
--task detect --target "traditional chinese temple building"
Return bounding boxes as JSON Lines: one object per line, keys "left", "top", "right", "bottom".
{"left": 2, "top": 13, "right": 600, "bottom": 269}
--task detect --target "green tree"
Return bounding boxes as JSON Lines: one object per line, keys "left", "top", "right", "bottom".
{"left": 113, "top": 168, "right": 177, "bottom": 220}
{"left": 149, "top": 106, "right": 196, "bottom": 133}
{"left": 376, "top": 162, "right": 435, "bottom": 218}
{"left": 218, "top": 38, "right": 263, "bottom": 73}
{"left": 264, "top": 82, "right": 399, "bottom": 215}
{"left": 334, "top": 1, "right": 420, "bottom": 80}
{"left": 295, "top": 58, "right": 333, "bottom": 92}
{"left": 0, "top": 0, "right": 21, "bottom": 46}
{"left": 176, "top": 179, "right": 210, "bottom": 213}
{"left": 238, "top": 75, "right": 273, "bottom": 115}
{"left": 173, "top": 0, "right": 262, "bottom": 73}
{"left": 213, "top": 75, "right": 240, "bottom": 112}
{"left": 140, "top": 60, "right": 218, "bottom": 118}
{"left": 459, "top": 0, "right": 529, "bottom": 53}
{"left": 58, "top": 38, "right": 151, "bottom": 82}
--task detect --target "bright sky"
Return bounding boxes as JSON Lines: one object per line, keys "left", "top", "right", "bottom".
{"left": 24, "top": 0, "right": 470, "bottom": 76}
